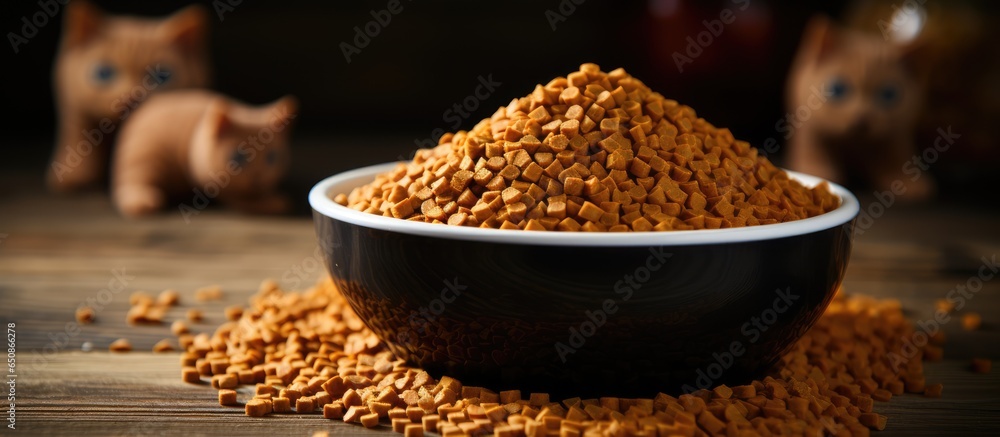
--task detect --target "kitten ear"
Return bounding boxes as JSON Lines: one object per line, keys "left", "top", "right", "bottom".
{"left": 204, "top": 100, "right": 233, "bottom": 140}
{"left": 159, "top": 5, "right": 209, "bottom": 53}
{"left": 267, "top": 95, "right": 299, "bottom": 126}
{"left": 798, "top": 15, "right": 839, "bottom": 65}
{"left": 63, "top": 0, "right": 103, "bottom": 48}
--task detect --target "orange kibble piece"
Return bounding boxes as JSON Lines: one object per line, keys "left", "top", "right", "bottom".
{"left": 962, "top": 313, "right": 982, "bottom": 331}
{"left": 109, "top": 338, "right": 132, "bottom": 352}
{"left": 971, "top": 358, "right": 991, "bottom": 373}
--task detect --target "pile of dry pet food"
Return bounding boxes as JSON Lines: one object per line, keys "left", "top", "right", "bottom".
{"left": 170, "top": 278, "right": 947, "bottom": 437}
{"left": 338, "top": 64, "right": 839, "bottom": 232}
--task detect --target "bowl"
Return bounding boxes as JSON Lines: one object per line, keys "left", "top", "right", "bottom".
{"left": 309, "top": 162, "right": 859, "bottom": 397}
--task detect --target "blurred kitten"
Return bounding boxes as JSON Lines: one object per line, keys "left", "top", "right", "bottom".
{"left": 49, "top": 1, "right": 210, "bottom": 192}
{"left": 112, "top": 91, "right": 296, "bottom": 218}
{"left": 786, "top": 16, "right": 933, "bottom": 199}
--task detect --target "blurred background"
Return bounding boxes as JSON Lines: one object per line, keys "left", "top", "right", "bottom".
{"left": 2, "top": 0, "right": 997, "bottom": 207}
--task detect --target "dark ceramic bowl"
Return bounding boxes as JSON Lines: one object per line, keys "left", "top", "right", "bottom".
{"left": 309, "top": 162, "right": 859, "bottom": 397}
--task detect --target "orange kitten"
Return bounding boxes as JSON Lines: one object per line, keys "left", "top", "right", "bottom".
{"left": 48, "top": 1, "right": 210, "bottom": 192}
{"left": 112, "top": 90, "right": 297, "bottom": 218}
{"left": 786, "top": 16, "right": 933, "bottom": 199}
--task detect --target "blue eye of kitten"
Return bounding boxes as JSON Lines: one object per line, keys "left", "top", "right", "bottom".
{"left": 827, "top": 78, "right": 849, "bottom": 101}
{"left": 230, "top": 150, "right": 248, "bottom": 167}
{"left": 876, "top": 84, "right": 900, "bottom": 107}
{"left": 154, "top": 66, "right": 173, "bottom": 85}
{"left": 93, "top": 62, "right": 117, "bottom": 84}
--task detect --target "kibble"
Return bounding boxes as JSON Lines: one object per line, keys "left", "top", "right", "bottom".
{"left": 245, "top": 399, "right": 271, "bottom": 417}
{"left": 971, "top": 358, "right": 992, "bottom": 374}
{"left": 75, "top": 306, "right": 95, "bottom": 324}
{"left": 109, "top": 338, "right": 132, "bottom": 352}
{"left": 341, "top": 64, "right": 839, "bottom": 231}
{"left": 962, "top": 312, "right": 982, "bottom": 331}
{"left": 152, "top": 339, "right": 174, "bottom": 352}
{"left": 187, "top": 309, "right": 204, "bottom": 322}
{"left": 158, "top": 289, "right": 180, "bottom": 306}
{"left": 167, "top": 278, "right": 951, "bottom": 436}
{"left": 218, "top": 389, "right": 238, "bottom": 406}
{"left": 181, "top": 366, "right": 201, "bottom": 384}
{"left": 195, "top": 285, "right": 223, "bottom": 302}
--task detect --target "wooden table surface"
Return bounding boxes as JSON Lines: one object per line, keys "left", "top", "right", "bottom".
{"left": 1, "top": 146, "right": 998, "bottom": 436}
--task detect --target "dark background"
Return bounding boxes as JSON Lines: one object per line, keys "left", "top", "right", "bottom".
{"left": 2, "top": 0, "right": 997, "bottom": 203}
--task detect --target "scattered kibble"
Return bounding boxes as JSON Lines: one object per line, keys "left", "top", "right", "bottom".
{"left": 109, "top": 338, "right": 132, "bottom": 352}
{"left": 224, "top": 305, "right": 243, "bottom": 321}
{"left": 75, "top": 306, "right": 95, "bottom": 324}
{"left": 934, "top": 298, "right": 955, "bottom": 314}
{"left": 195, "top": 285, "right": 223, "bottom": 302}
{"left": 182, "top": 366, "right": 201, "bottom": 384}
{"left": 187, "top": 308, "right": 204, "bottom": 322}
{"left": 158, "top": 289, "right": 180, "bottom": 306}
{"left": 171, "top": 320, "right": 189, "bottom": 336}
{"left": 218, "top": 389, "right": 238, "bottom": 406}
{"left": 245, "top": 399, "right": 271, "bottom": 417}
{"left": 129, "top": 291, "right": 153, "bottom": 306}
{"left": 169, "top": 278, "right": 945, "bottom": 436}
{"left": 971, "top": 358, "right": 992, "bottom": 374}
{"left": 341, "top": 64, "right": 839, "bottom": 231}
{"left": 152, "top": 339, "right": 174, "bottom": 353}
{"left": 962, "top": 312, "right": 982, "bottom": 331}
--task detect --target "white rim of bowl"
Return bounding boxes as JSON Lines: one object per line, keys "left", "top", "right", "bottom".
{"left": 309, "top": 162, "right": 859, "bottom": 246}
